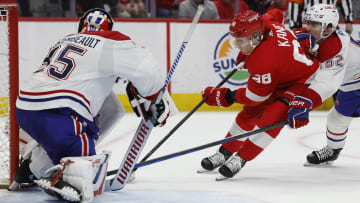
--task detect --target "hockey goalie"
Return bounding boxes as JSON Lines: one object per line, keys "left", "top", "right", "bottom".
{"left": 9, "top": 8, "right": 177, "bottom": 203}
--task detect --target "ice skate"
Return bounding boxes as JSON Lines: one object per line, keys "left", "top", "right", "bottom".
{"left": 217, "top": 153, "right": 246, "bottom": 180}
{"left": 304, "top": 146, "right": 342, "bottom": 166}
{"left": 200, "top": 146, "right": 232, "bottom": 172}
{"left": 8, "top": 159, "right": 37, "bottom": 191}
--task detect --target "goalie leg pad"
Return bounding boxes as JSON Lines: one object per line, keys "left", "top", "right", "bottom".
{"left": 36, "top": 151, "right": 111, "bottom": 202}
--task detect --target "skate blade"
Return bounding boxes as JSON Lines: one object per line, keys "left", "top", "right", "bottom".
{"left": 215, "top": 175, "right": 231, "bottom": 181}
{"left": 8, "top": 181, "right": 20, "bottom": 191}
{"left": 196, "top": 168, "right": 214, "bottom": 174}
{"left": 35, "top": 179, "right": 81, "bottom": 202}
{"left": 196, "top": 168, "right": 219, "bottom": 174}
{"left": 304, "top": 161, "right": 335, "bottom": 167}
{"left": 8, "top": 181, "right": 37, "bottom": 191}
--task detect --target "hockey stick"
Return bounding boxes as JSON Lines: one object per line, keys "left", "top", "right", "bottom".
{"left": 105, "top": 4, "right": 205, "bottom": 191}
{"left": 107, "top": 61, "right": 245, "bottom": 176}
{"left": 134, "top": 121, "right": 288, "bottom": 169}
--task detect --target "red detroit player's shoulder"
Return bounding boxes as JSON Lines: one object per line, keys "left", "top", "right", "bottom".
{"left": 317, "top": 33, "right": 342, "bottom": 63}
{"left": 247, "top": 23, "right": 294, "bottom": 71}
{"left": 81, "top": 31, "right": 131, "bottom": 41}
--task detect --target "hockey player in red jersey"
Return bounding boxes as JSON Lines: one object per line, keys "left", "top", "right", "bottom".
{"left": 10, "top": 8, "right": 176, "bottom": 202}
{"left": 199, "top": 9, "right": 320, "bottom": 179}
{"left": 288, "top": 4, "right": 360, "bottom": 166}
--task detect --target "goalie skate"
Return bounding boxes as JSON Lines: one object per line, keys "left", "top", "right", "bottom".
{"left": 8, "top": 159, "right": 37, "bottom": 191}
{"left": 304, "top": 146, "right": 342, "bottom": 166}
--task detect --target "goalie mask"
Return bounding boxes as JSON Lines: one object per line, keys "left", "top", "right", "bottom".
{"left": 303, "top": 4, "right": 339, "bottom": 39}
{"left": 78, "top": 8, "right": 113, "bottom": 33}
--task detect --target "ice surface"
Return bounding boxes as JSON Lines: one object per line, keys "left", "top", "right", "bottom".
{"left": 1, "top": 111, "right": 360, "bottom": 203}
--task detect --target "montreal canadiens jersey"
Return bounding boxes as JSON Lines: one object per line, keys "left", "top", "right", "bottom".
{"left": 306, "top": 29, "right": 360, "bottom": 107}
{"left": 16, "top": 31, "right": 165, "bottom": 121}
{"left": 235, "top": 22, "right": 319, "bottom": 106}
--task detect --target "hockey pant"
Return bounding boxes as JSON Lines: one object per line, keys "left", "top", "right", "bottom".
{"left": 326, "top": 89, "right": 360, "bottom": 149}
{"left": 222, "top": 85, "right": 308, "bottom": 161}
{"left": 16, "top": 107, "right": 99, "bottom": 164}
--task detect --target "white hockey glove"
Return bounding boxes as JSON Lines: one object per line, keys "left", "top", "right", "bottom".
{"left": 126, "top": 82, "right": 170, "bottom": 127}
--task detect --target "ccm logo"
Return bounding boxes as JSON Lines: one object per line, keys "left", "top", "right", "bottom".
{"left": 290, "top": 100, "right": 305, "bottom": 106}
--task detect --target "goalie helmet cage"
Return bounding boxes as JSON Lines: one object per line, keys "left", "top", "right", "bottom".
{"left": 0, "top": 0, "right": 19, "bottom": 188}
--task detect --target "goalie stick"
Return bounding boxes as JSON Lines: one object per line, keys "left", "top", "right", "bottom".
{"left": 104, "top": 4, "right": 205, "bottom": 191}
{"left": 107, "top": 61, "right": 245, "bottom": 177}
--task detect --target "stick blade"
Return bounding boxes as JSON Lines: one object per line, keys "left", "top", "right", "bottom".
{"left": 109, "top": 119, "right": 153, "bottom": 191}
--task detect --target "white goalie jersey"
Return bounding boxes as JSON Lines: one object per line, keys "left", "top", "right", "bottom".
{"left": 16, "top": 31, "right": 167, "bottom": 121}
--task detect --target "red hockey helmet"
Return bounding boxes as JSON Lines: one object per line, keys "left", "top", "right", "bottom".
{"left": 78, "top": 8, "right": 113, "bottom": 33}
{"left": 229, "top": 10, "right": 264, "bottom": 38}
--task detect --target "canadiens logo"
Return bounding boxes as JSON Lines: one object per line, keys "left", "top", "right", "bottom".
{"left": 213, "top": 32, "right": 249, "bottom": 86}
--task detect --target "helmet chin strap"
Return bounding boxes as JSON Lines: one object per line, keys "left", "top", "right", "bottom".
{"left": 319, "top": 24, "right": 334, "bottom": 40}
{"left": 248, "top": 35, "right": 263, "bottom": 54}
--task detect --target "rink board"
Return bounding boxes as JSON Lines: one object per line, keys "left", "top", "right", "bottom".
{"left": 17, "top": 19, "right": 359, "bottom": 111}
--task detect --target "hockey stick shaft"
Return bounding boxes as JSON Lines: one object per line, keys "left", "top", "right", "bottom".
{"left": 106, "top": 5, "right": 205, "bottom": 191}
{"left": 107, "top": 62, "right": 245, "bottom": 176}
{"left": 133, "top": 121, "right": 288, "bottom": 169}
{"left": 154, "top": 4, "right": 205, "bottom": 106}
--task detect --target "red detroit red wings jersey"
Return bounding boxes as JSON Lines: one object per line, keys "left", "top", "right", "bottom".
{"left": 235, "top": 23, "right": 319, "bottom": 106}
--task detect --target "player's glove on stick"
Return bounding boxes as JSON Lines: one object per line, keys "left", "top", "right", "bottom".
{"left": 202, "top": 87, "right": 235, "bottom": 107}
{"left": 288, "top": 96, "right": 312, "bottom": 129}
{"left": 126, "top": 83, "right": 170, "bottom": 127}
{"left": 296, "top": 32, "right": 318, "bottom": 53}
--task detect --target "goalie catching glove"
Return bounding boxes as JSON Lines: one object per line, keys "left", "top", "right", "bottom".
{"left": 126, "top": 82, "right": 170, "bottom": 126}
{"left": 202, "top": 87, "right": 235, "bottom": 107}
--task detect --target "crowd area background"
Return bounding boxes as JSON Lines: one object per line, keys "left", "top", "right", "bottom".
{"left": 16, "top": 0, "right": 359, "bottom": 21}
